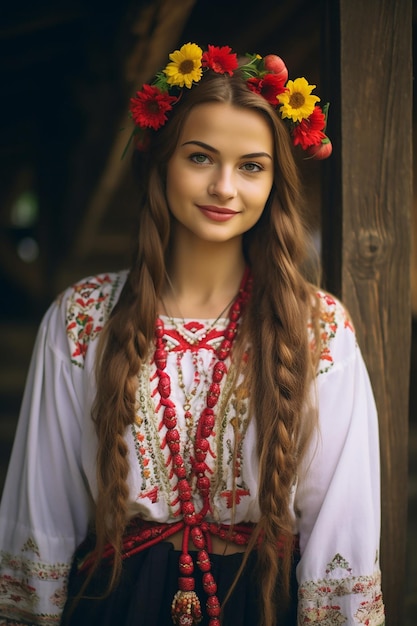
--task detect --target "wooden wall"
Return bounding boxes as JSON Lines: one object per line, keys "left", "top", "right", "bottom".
{"left": 322, "top": 2, "right": 413, "bottom": 623}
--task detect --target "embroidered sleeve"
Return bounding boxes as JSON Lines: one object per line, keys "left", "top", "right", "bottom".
{"left": 0, "top": 305, "right": 89, "bottom": 624}
{"left": 296, "top": 294, "right": 385, "bottom": 624}
{"left": 0, "top": 271, "right": 127, "bottom": 625}
{"left": 64, "top": 272, "right": 125, "bottom": 368}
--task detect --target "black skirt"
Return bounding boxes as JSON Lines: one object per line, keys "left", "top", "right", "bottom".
{"left": 61, "top": 540, "right": 298, "bottom": 626}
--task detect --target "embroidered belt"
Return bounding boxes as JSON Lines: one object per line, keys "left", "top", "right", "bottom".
{"left": 77, "top": 518, "right": 256, "bottom": 573}
{"left": 77, "top": 518, "right": 299, "bottom": 626}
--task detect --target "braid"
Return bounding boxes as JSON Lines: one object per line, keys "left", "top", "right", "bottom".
{"left": 239, "top": 184, "right": 318, "bottom": 625}
{"left": 90, "top": 167, "right": 170, "bottom": 591}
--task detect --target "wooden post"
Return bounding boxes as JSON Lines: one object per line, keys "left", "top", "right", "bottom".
{"left": 321, "top": 1, "right": 412, "bottom": 623}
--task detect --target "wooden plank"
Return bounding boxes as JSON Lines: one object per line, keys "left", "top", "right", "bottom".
{"left": 321, "top": 1, "right": 412, "bottom": 623}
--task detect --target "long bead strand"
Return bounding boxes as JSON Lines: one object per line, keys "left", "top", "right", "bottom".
{"left": 154, "top": 268, "right": 252, "bottom": 626}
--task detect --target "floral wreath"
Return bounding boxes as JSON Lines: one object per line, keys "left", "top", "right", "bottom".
{"left": 127, "top": 42, "right": 332, "bottom": 159}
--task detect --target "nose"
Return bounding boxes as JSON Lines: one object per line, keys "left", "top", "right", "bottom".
{"left": 208, "top": 166, "right": 237, "bottom": 200}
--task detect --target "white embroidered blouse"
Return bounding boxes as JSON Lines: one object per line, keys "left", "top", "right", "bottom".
{"left": 0, "top": 271, "right": 385, "bottom": 625}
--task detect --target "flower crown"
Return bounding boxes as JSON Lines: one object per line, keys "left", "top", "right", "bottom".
{"left": 128, "top": 42, "right": 332, "bottom": 159}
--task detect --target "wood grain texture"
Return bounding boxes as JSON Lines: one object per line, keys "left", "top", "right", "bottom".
{"left": 322, "top": 1, "right": 412, "bottom": 623}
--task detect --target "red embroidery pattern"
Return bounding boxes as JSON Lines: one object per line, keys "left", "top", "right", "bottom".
{"left": 0, "top": 538, "right": 69, "bottom": 626}
{"left": 309, "top": 291, "right": 356, "bottom": 376}
{"left": 219, "top": 488, "right": 250, "bottom": 508}
{"left": 132, "top": 317, "right": 253, "bottom": 518}
{"left": 163, "top": 324, "right": 226, "bottom": 353}
{"left": 299, "top": 553, "right": 384, "bottom": 625}
{"left": 65, "top": 273, "right": 123, "bottom": 367}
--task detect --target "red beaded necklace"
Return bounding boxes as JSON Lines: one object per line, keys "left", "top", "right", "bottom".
{"left": 154, "top": 267, "right": 252, "bottom": 626}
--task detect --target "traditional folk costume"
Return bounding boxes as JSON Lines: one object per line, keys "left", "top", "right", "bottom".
{"left": 0, "top": 270, "right": 384, "bottom": 625}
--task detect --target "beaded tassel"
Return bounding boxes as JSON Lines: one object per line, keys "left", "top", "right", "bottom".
{"left": 155, "top": 268, "right": 252, "bottom": 626}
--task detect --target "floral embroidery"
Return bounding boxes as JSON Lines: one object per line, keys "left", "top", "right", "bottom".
{"left": 326, "top": 553, "right": 352, "bottom": 575}
{"left": 0, "top": 573, "right": 38, "bottom": 605}
{"left": 21, "top": 538, "right": 40, "bottom": 559}
{"left": 65, "top": 272, "right": 124, "bottom": 368}
{"left": 309, "top": 291, "right": 356, "bottom": 376}
{"left": 131, "top": 320, "right": 253, "bottom": 518}
{"left": 49, "top": 583, "right": 67, "bottom": 609}
{"left": 217, "top": 374, "right": 251, "bottom": 508}
{"left": 299, "top": 553, "right": 385, "bottom": 625}
{"left": 0, "top": 541, "right": 70, "bottom": 626}
{"left": 300, "top": 605, "right": 346, "bottom": 624}
{"left": 355, "top": 593, "right": 385, "bottom": 624}
{"left": 133, "top": 361, "right": 173, "bottom": 507}
{"left": 0, "top": 552, "right": 69, "bottom": 582}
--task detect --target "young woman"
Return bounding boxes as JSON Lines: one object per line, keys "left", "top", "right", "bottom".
{"left": 0, "top": 43, "right": 384, "bottom": 626}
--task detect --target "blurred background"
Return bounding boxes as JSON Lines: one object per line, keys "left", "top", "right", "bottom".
{"left": 0, "top": 0, "right": 415, "bottom": 623}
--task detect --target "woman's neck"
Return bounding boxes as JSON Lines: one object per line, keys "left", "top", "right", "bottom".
{"left": 162, "top": 236, "right": 246, "bottom": 319}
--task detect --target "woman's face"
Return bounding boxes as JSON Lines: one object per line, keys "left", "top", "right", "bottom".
{"left": 166, "top": 102, "right": 274, "bottom": 246}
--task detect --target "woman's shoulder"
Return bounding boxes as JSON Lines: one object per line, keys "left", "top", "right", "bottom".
{"left": 309, "top": 289, "right": 358, "bottom": 377}
{"left": 51, "top": 269, "right": 128, "bottom": 368}
{"left": 58, "top": 269, "right": 128, "bottom": 310}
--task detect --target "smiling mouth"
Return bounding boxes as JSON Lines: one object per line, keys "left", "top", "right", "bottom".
{"left": 198, "top": 205, "right": 237, "bottom": 214}
{"left": 197, "top": 205, "right": 238, "bottom": 222}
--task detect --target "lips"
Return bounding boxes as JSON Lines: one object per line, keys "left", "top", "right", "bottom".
{"left": 197, "top": 205, "right": 238, "bottom": 222}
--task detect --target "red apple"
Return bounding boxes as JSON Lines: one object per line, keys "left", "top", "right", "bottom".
{"left": 307, "top": 137, "right": 333, "bottom": 160}
{"left": 263, "top": 54, "right": 288, "bottom": 82}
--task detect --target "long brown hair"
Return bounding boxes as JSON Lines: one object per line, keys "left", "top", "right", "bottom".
{"left": 91, "top": 70, "right": 320, "bottom": 625}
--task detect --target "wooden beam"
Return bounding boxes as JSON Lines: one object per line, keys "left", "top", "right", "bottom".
{"left": 412, "top": 130, "right": 417, "bottom": 316}
{"left": 322, "top": 2, "right": 412, "bottom": 624}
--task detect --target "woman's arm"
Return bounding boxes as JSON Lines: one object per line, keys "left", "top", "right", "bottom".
{"left": 295, "top": 295, "right": 385, "bottom": 625}
{"left": 0, "top": 296, "right": 93, "bottom": 625}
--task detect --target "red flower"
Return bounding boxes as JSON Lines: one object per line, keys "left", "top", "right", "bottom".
{"left": 292, "top": 106, "right": 326, "bottom": 149}
{"left": 246, "top": 73, "right": 287, "bottom": 105}
{"left": 201, "top": 45, "right": 238, "bottom": 75}
{"left": 129, "top": 84, "right": 177, "bottom": 130}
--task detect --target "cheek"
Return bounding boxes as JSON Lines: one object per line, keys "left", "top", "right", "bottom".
{"left": 248, "top": 181, "right": 273, "bottom": 211}
{"left": 167, "top": 168, "right": 202, "bottom": 211}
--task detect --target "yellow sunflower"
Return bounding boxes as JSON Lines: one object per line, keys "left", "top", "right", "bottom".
{"left": 163, "top": 43, "right": 203, "bottom": 88}
{"left": 278, "top": 77, "right": 320, "bottom": 123}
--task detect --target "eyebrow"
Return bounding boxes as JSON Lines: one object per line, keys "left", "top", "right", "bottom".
{"left": 181, "top": 140, "right": 272, "bottom": 160}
